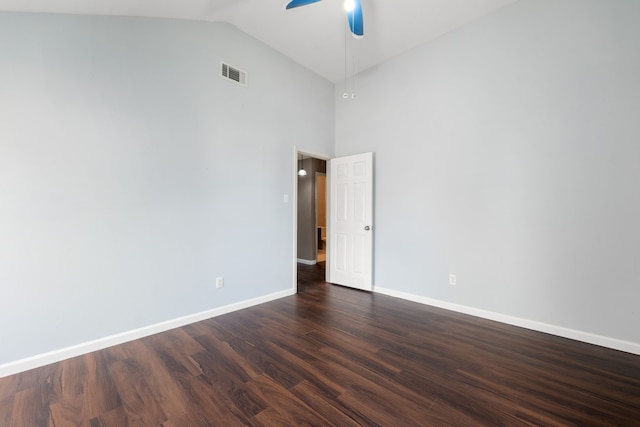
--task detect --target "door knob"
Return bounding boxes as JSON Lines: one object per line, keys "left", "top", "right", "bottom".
{"left": 364, "top": 226, "right": 371, "bottom": 231}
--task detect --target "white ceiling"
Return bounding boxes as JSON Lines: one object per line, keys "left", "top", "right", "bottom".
{"left": 0, "top": 0, "right": 516, "bottom": 82}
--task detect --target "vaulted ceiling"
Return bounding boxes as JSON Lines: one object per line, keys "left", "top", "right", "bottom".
{"left": 0, "top": 0, "right": 516, "bottom": 82}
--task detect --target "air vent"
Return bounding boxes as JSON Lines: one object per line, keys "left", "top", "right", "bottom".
{"left": 221, "top": 62, "right": 247, "bottom": 87}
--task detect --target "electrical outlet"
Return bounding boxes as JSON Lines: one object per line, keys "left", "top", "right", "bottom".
{"left": 449, "top": 274, "right": 456, "bottom": 286}
{"left": 216, "top": 276, "right": 224, "bottom": 288}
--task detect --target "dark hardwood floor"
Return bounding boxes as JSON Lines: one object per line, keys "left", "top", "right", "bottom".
{"left": 1, "top": 263, "right": 639, "bottom": 426}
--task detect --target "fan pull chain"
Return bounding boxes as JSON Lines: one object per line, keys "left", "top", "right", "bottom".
{"left": 343, "top": 15, "right": 348, "bottom": 99}
{"left": 351, "top": 55, "right": 356, "bottom": 99}
{"left": 343, "top": 12, "right": 356, "bottom": 100}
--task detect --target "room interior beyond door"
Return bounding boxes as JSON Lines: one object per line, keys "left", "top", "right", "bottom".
{"left": 296, "top": 155, "right": 327, "bottom": 279}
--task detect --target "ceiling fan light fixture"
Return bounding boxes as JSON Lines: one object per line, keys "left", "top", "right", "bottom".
{"left": 285, "top": 0, "right": 364, "bottom": 38}
{"left": 344, "top": 0, "right": 356, "bottom": 12}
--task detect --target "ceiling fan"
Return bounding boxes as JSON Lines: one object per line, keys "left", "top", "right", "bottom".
{"left": 285, "top": 0, "right": 364, "bottom": 38}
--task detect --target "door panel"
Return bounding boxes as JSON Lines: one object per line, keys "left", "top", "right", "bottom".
{"left": 328, "top": 152, "right": 373, "bottom": 291}
{"left": 336, "top": 233, "right": 348, "bottom": 271}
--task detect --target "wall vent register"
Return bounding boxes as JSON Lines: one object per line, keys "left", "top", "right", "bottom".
{"left": 221, "top": 62, "right": 247, "bottom": 87}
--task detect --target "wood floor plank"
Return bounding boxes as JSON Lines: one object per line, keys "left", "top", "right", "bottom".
{"left": 88, "top": 406, "right": 128, "bottom": 427}
{"left": 10, "top": 388, "right": 50, "bottom": 427}
{"left": 118, "top": 340, "right": 199, "bottom": 426}
{"left": 191, "top": 349, "right": 267, "bottom": 418}
{"left": 0, "top": 374, "right": 20, "bottom": 403}
{"left": 0, "top": 261, "right": 639, "bottom": 426}
{"left": 141, "top": 329, "right": 207, "bottom": 378}
{"left": 318, "top": 343, "right": 441, "bottom": 417}
{"left": 107, "top": 357, "right": 168, "bottom": 426}
{"left": 49, "top": 393, "right": 90, "bottom": 427}
{"left": 191, "top": 333, "right": 260, "bottom": 383}
{"left": 80, "top": 354, "right": 122, "bottom": 421}
{"left": 338, "top": 382, "right": 434, "bottom": 427}
{"left": 289, "top": 380, "right": 365, "bottom": 427}
{"left": 425, "top": 397, "right": 527, "bottom": 427}
{"left": 247, "top": 374, "right": 330, "bottom": 427}
{"left": 210, "top": 328, "right": 305, "bottom": 391}
{"left": 0, "top": 394, "right": 14, "bottom": 427}
{"left": 169, "top": 368, "right": 250, "bottom": 426}
{"left": 262, "top": 340, "right": 345, "bottom": 398}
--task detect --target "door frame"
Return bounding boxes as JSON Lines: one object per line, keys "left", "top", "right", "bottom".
{"left": 293, "top": 146, "right": 332, "bottom": 292}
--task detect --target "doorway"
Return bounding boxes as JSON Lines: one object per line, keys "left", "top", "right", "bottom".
{"left": 296, "top": 153, "right": 327, "bottom": 284}
{"left": 293, "top": 149, "right": 374, "bottom": 292}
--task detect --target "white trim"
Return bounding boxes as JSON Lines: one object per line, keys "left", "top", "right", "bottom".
{"left": 297, "top": 258, "right": 317, "bottom": 265}
{"left": 374, "top": 286, "right": 640, "bottom": 356}
{"left": 296, "top": 150, "right": 332, "bottom": 162}
{"left": 293, "top": 146, "right": 299, "bottom": 294}
{"left": 0, "top": 289, "right": 295, "bottom": 379}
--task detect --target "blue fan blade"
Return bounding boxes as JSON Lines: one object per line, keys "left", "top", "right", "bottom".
{"left": 347, "top": 0, "right": 364, "bottom": 37}
{"left": 286, "top": 0, "right": 322, "bottom": 10}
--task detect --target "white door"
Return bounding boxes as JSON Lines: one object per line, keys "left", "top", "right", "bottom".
{"left": 328, "top": 152, "right": 373, "bottom": 291}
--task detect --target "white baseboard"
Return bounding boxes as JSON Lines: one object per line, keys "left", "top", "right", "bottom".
{"left": 297, "top": 258, "right": 317, "bottom": 265}
{"left": 0, "top": 288, "right": 296, "bottom": 379}
{"left": 374, "top": 286, "right": 640, "bottom": 356}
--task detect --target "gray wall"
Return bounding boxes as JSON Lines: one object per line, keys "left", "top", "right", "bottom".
{"left": 0, "top": 13, "right": 334, "bottom": 365}
{"left": 297, "top": 158, "right": 326, "bottom": 261}
{"left": 335, "top": 0, "right": 640, "bottom": 345}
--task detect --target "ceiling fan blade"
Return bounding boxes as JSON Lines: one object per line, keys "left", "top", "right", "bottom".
{"left": 285, "top": 0, "right": 322, "bottom": 10}
{"left": 347, "top": 0, "right": 364, "bottom": 37}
